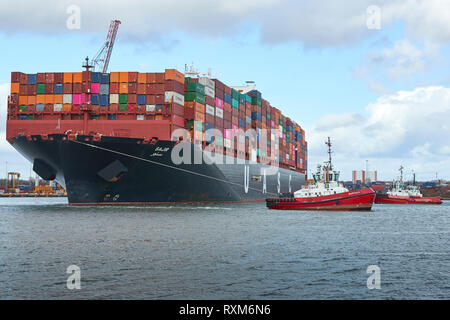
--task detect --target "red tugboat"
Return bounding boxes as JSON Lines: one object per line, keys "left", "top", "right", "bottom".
{"left": 375, "top": 166, "right": 442, "bottom": 205}
{"left": 266, "top": 138, "right": 376, "bottom": 211}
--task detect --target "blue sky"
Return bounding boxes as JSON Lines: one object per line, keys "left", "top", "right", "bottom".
{"left": 1, "top": 0, "right": 450, "bottom": 181}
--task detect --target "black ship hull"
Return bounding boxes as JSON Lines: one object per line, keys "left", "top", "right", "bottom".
{"left": 10, "top": 134, "right": 306, "bottom": 205}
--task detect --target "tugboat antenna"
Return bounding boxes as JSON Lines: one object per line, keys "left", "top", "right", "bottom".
{"left": 399, "top": 165, "right": 404, "bottom": 183}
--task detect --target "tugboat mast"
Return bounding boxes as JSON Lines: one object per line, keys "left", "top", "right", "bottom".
{"left": 399, "top": 165, "right": 404, "bottom": 183}
{"left": 325, "top": 137, "right": 333, "bottom": 170}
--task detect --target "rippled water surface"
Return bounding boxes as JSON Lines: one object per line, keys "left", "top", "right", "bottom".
{"left": 0, "top": 197, "right": 449, "bottom": 299}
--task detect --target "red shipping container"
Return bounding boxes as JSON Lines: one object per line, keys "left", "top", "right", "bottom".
{"left": 63, "top": 83, "right": 72, "bottom": 94}
{"left": 205, "top": 95, "right": 215, "bottom": 107}
{"left": 11, "top": 72, "right": 22, "bottom": 83}
{"left": 128, "top": 83, "right": 137, "bottom": 94}
{"left": 137, "top": 84, "right": 146, "bottom": 94}
{"left": 19, "top": 84, "right": 27, "bottom": 95}
{"left": 223, "top": 103, "right": 232, "bottom": 113}
{"left": 110, "top": 83, "right": 119, "bottom": 94}
{"left": 45, "top": 83, "right": 54, "bottom": 94}
{"left": 171, "top": 103, "right": 185, "bottom": 117}
{"left": 54, "top": 73, "right": 64, "bottom": 83}
{"left": 37, "top": 73, "right": 46, "bottom": 83}
{"left": 171, "top": 114, "right": 185, "bottom": 127}
{"left": 205, "top": 113, "right": 215, "bottom": 124}
{"left": 128, "top": 72, "right": 138, "bottom": 83}
{"left": 128, "top": 94, "right": 137, "bottom": 104}
{"left": 45, "top": 73, "right": 55, "bottom": 84}
{"left": 19, "top": 73, "right": 28, "bottom": 84}
{"left": 223, "top": 110, "right": 232, "bottom": 121}
{"left": 147, "top": 95, "right": 155, "bottom": 104}
{"left": 164, "top": 80, "right": 185, "bottom": 94}
{"left": 27, "top": 84, "right": 36, "bottom": 95}
{"left": 128, "top": 104, "right": 137, "bottom": 113}
{"left": 110, "top": 104, "right": 119, "bottom": 112}
{"left": 154, "top": 94, "right": 164, "bottom": 104}
{"left": 146, "top": 83, "right": 165, "bottom": 94}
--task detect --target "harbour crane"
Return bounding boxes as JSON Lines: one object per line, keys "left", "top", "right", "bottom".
{"left": 85, "top": 20, "right": 121, "bottom": 73}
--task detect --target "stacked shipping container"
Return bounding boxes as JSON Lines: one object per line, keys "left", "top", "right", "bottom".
{"left": 8, "top": 70, "right": 307, "bottom": 173}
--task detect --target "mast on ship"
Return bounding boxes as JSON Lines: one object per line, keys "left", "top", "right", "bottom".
{"left": 399, "top": 165, "right": 404, "bottom": 183}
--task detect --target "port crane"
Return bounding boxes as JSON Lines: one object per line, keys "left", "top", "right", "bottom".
{"left": 84, "top": 19, "right": 121, "bottom": 73}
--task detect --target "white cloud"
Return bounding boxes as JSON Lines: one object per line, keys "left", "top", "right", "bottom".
{"left": 307, "top": 86, "right": 450, "bottom": 180}
{"left": 1, "top": 0, "right": 450, "bottom": 48}
{"left": 357, "top": 39, "right": 440, "bottom": 81}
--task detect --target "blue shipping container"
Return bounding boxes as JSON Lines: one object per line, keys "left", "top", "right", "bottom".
{"left": 100, "top": 95, "right": 109, "bottom": 106}
{"left": 100, "top": 73, "right": 110, "bottom": 84}
{"left": 91, "top": 72, "right": 101, "bottom": 83}
{"left": 137, "top": 95, "right": 146, "bottom": 105}
{"left": 91, "top": 94, "right": 100, "bottom": 105}
{"left": 54, "top": 83, "right": 63, "bottom": 94}
{"left": 28, "top": 74, "right": 37, "bottom": 85}
{"left": 108, "top": 114, "right": 117, "bottom": 120}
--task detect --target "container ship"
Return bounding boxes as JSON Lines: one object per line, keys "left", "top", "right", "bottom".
{"left": 6, "top": 67, "right": 308, "bottom": 205}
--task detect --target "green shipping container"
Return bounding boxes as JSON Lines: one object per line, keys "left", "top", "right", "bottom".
{"left": 231, "top": 99, "right": 239, "bottom": 109}
{"left": 119, "top": 94, "right": 128, "bottom": 104}
{"left": 18, "top": 105, "right": 28, "bottom": 112}
{"left": 245, "top": 95, "right": 252, "bottom": 103}
{"left": 251, "top": 97, "right": 262, "bottom": 106}
{"left": 267, "top": 113, "right": 271, "bottom": 120}
{"left": 186, "top": 82, "right": 205, "bottom": 95}
{"left": 118, "top": 104, "right": 128, "bottom": 111}
{"left": 185, "top": 119, "right": 194, "bottom": 129}
{"left": 27, "top": 114, "right": 33, "bottom": 120}
{"left": 90, "top": 115, "right": 100, "bottom": 120}
{"left": 231, "top": 89, "right": 239, "bottom": 99}
{"left": 36, "top": 84, "right": 46, "bottom": 94}
{"left": 185, "top": 92, "right": 205, "bottom": 105}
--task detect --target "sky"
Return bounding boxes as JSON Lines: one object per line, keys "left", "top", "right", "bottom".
{"left": 0, "top": 0, "right": 449, "bottom": 181}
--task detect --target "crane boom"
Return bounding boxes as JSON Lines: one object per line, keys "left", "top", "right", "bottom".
{"left": 91, "top": 20, "right": 121, "bottom": 73}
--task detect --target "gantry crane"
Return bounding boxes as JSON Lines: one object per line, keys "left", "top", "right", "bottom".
{"left": 86, "top": 20, "right": 121, "bottom": 73}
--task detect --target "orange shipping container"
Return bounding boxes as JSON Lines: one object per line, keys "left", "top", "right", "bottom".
{"left": 110, "top": 72, "right": 120, "bottom": 83}
{"left": 119, "top": 83, "right": 128, "bottom": 93}
{"left": 36, "top": 95, "right": 46, "bottom": 104}
{"left": 11, "top": 83, "right": 19, "bottom": 94}
{"left": 45, "top": 95, "right": 55, "bottom": 104}
{"left": 63, "top": 73, "right": 73, "bottom": 83}
{"left": 63, "top": 104, "right": 72, "bottom": 112}
{"left": 119, "top": 72, "right": 128, "bottom": 83}
{"left": 165, "top": 69, "right": 184, "bottom": 84}
{"left": 138, "top": 73, "right": 147, "bottom": 83}
{"left": 27, "top": 96, "right": 36, "bottom": 105}
{"left": 18, "top": 95, "right": 28, "bottom": 105}
{"left": 54, "top": 94, "right": 63, "bottom": 104}
{"left": 73, "top": 72, "right": 82, "bottom": 83}
{"left": 195, "top": 112, "right": 205, "bottom": 122}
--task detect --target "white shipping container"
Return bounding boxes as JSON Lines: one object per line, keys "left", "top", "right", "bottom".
{"left": 110, "top": 94, "right": 119, "bottom": 104}
{"left": 137, "top": 114, "right": 145, "bottom": 120}
{"left": 206, "top": 104, "right": 215, "bottom": 116}
{"left": 205, "top": 86, "right": 215, "bottom": 98}
{"left": 215, "top": 107, "right": 223, "bottom": 118}
{"left": 53, "top": 104, "right": 62, "bottom": 112}
{"left": 146, "top": 105, "right": 156, "bottom": 112}
{"left": 165, "top": 91, "right": 185, "bottom": 105}
{"left": 199, "top": 77, "right": 215, "bottom": 89}
{"left": 63, "top": 94, "right": 72, "bottom": 104}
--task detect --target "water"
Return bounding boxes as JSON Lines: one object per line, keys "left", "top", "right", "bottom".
{"left": 0, "top": 197, "right": 449, "bottom": 299}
